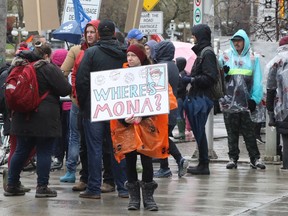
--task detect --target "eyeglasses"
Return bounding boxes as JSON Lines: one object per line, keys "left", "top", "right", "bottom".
{"left": 35, "top": 41, "right": 43, "bottom": 47}
{"left": 86, "top": 31, "right": 96, "bottom": 34}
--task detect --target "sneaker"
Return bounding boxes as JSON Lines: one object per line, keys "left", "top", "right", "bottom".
{"left": 35, "top": 185, "right": 57, "bottom": 198}
{"left": 4, "top": 185, "right": 26, "bottom": 196}
{"left": 250, "top": 158, "right": 266, "bottom": 169}
{"left": 256, "top": 137, "right": 265, "bottom": 144}
{"left": 178, "top": 158, "right": 189, "bottom": 177}
{"left": 51, "top": 158, "right": 63, "bottom": 170}
{"left": 72, "top": 181, "right": 87, "bottom": 191}
{"left": 226, "top": 160, "right": 237, "bottom": 169}
{"left": 101, "top": 182, "right": 115, "bottom": 193}
{"left": 154, "top": 168, "right": 172, "bottom": 178}
{"left": 79, "top": 190, "right": 101, "bottom": 199}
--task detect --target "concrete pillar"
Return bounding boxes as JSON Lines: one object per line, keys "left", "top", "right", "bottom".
{"left": 264, "top": 111, "right": 279, "bottom": 162}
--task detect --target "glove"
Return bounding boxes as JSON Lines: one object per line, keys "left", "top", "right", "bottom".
{"left": 248, "top": 99, "right": 256, "bottom": 112}
{"left": 223, "top": 65, "right": 230, "bottom": 74}
{"left": 182, "top": 76, "right": 195, "bottom": 84}
{"left": 268, "top": 111, "right": 276, "bottom": 127}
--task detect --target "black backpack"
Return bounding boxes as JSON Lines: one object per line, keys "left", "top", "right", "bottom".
{"left": 0, "top": 64, "right": 11, "bottom": 113}
{"left": 199, "top": 46, "right": 225, "bottom": 100}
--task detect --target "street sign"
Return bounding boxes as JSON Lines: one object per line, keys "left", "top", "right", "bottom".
{"left": 143, "top": 0, "right": 160, "bottom": 12}
{"left": 139, "top": 11, "right": 163, "bottom": 34}
{"left": 62, "top": 0, "right": 102, "bottom": 24}
{"left": 193, "top": 0, "right": 203, "bottom": 25}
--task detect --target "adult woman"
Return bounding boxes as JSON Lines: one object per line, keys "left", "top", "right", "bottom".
{"left": 4, "top": 41, "right": 71, "bottom": 197}
{"left": 110, "top": 44, "right": 170, "bottom": 211}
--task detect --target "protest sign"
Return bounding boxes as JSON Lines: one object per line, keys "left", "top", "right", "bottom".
{"left": 90, "top": 63, "right": 169, "bottom": 122}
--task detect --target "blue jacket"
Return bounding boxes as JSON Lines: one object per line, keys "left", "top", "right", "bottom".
{"left": 219, "top": 29, "right": 263, "bottom": 112}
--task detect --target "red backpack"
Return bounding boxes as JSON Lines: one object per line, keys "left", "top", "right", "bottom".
{"left": 5, "top": 60, "right": 49, "bottom": 112}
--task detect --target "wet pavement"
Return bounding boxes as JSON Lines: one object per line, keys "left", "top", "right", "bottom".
{"left": 1, "top": 114, "right": 288, "bottom": 215}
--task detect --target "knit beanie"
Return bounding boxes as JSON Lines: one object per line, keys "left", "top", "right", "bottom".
{"left": 279, "top": 36, "right": 288, "bottom": 46}
{"left": 51, "top": 49, "right": 68, "bottom": 67}
{"left": 127, "top": 44, "right": 147, "bottom": 65}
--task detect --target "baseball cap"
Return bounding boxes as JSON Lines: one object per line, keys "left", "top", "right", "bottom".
{"left": 127, "top": 28, "right": 144, "bottom": 40}
{"left": 98, "top": 19, "right": 115, "bottom": 37}
{"left": 231, "top": 35, "right": 244, "bottom": 41}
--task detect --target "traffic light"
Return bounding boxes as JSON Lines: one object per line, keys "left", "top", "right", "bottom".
{"left": 265, "top": 0, "right": 272, "bottom": 8}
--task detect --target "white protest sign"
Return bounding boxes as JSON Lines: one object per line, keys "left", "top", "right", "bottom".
{"left": 90, "top": 64, "right": 169, "bottom": 122}
{"left": 62, "top": 0, "right": 102, "bottom": 24}
{"left": 139, "top": 11, "right": 163, "bottom": 35}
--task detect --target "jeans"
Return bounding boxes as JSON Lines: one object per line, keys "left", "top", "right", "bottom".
{"left": 66, "top": 104, "right": 81, "bottom": 173}
{"left": 82, "top": 119, "right": 127, "bottom": 195}
{"left": 8, "top": 136, "right": 55, "bottom": 186}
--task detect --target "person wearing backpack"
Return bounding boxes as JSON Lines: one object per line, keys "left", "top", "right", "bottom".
{"left": 218, "top": 29, "right": 266, "bottom": 170}
{"left": 182, "top": 24, "right": 218, "bottom": 175}
{"left": 4, "top": 42, "right": 72, "bottom": 198}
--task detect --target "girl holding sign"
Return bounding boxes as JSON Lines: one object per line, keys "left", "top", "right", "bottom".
{"left": 110, "top": 44, "right": 175, "bottom": 211}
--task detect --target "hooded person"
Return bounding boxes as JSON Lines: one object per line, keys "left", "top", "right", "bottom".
{"left": 144, "top": 40, "right": 157, "bottom": 63}
{"left": 152, "top": 41, "right": 189, "bottom": 179}
{"left": 266, "top": 35, "right": 288, "bottom": 168}
{"left": 59, "top": 20, "right": 100, "bottom": 190}
{"left": 218, "top": 29, "right": 266, "bottom": 170}
{"left": 182, "top": 24, "right": 218, "bottom": 175}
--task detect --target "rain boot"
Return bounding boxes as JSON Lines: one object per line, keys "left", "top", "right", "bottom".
{"left": 140, "top": 181, "right": 158, "bottom": 211}
{"left": 174, "top": 119, "right": 185, "bottom": 140}
{"left": 187, "top": 161, "right": 210, "bottom": 175}
{"left": 125, "top": 181, "right": 140, "bottom": 210}
{"left": 60, "top": 171, "right": 76, "bottom": 183}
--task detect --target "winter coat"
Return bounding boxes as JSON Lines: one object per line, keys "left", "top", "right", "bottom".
{"left": 187, "top": 24, "right": 218, "bottom": 100}
{"left": 219, "top": 29, "right": 263, "bottom": 112}
{"left": 10, "top": 53, "right": 72, "bottom": 137}
{"left": 176, "top": 57, "right": 188, "bottom": 100}
{"left": 153, "top": 41, "right": 179, "bottom": 126}
{"left": 266, "top": 44, "right": 288, "bottom": 133}
{"left": 76, "top": 39, "right": 127, "bottom": 119}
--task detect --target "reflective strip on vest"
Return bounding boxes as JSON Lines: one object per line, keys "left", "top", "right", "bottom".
{"left": 228, "top": 68, "right": 253, "bottom": 76}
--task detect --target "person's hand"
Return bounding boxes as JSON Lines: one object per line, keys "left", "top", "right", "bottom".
{"left": 182, "top": 76, "right": 194, "bottom": 84}
{"left": 248, "top": 99, "right": 256, "bottom": 112}
{"left": 223, "top": 65, "right": 230, "bottom": 74}
{"left": 125, "top": 114, "right": 142, "bottom": 124}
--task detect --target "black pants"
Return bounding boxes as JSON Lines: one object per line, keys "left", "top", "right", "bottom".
{"left": 125, "top": 150, "right": 153, "bottom": 183}
{"left": 160, "top": 124, "right": 182, "bottom": 169}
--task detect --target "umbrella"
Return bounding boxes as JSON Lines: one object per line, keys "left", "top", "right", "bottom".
{"left": 52, "top": 20, "right": 82, "bottom": 45}
{"left": 172, "top": 41, "right": 197, "bottom": 73}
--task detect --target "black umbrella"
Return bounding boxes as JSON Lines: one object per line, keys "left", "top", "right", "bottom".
{"left": 52, "top": 20, "right": 82, "bottom": 46}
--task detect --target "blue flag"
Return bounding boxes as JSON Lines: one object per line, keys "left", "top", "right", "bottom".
{"left": 72, "top": 0, "right": 91, "bottom": 33}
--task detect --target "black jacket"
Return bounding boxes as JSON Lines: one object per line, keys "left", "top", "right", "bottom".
{"left": 11, "top": 53, "right": 71, "bottom": 137}
{"left": 76, "top": 39, "right": 127, "bottom": 119}
{"left": 188, "top": 24, "right": 218, "bottom": 99}
{"left": 176, "top": 57, "right": 188, "bottom": 100}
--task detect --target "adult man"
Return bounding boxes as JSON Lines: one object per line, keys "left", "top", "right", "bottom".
{"left": 266, "top": 36, "right": 288, "bottom": 169}
{"left": 127, "top": 28, "right": 145, "bottom": 45}
{"left": 218, "top": 29, "right": 266, "bottom": 170}
{"left": 76, "top": 19, "right": 127, "bottom": 199}
{"left": 182, "top": 24, "right": 217, "bottom": 175}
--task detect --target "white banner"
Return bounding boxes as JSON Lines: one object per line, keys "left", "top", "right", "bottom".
{"left": 90, "top": 64, "right": 169, "bottom": 122}
{"left": 62, "top": 0, "right": 102, "bottom": 24}
{"left": 139, "top": 11, "right": 163, "bottom": 35}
